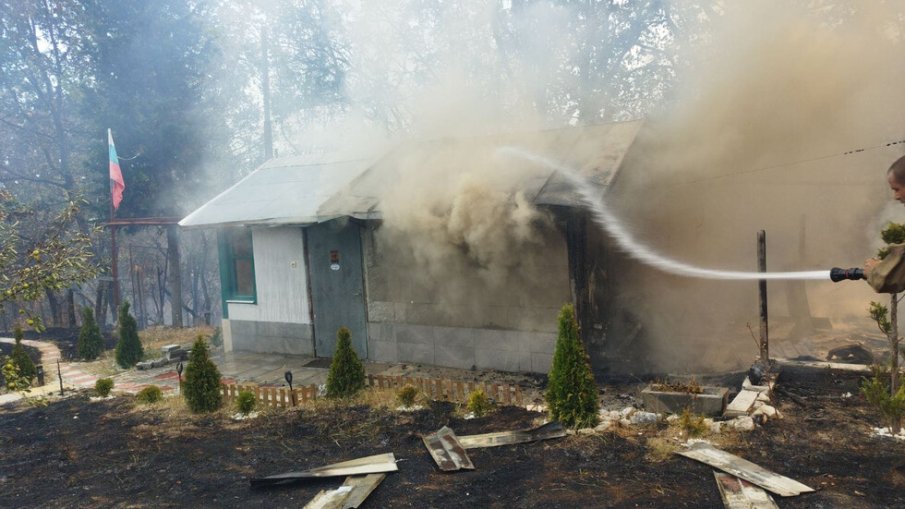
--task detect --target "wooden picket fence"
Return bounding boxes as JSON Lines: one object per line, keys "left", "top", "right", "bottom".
{"left": 220, "top": 375, "right": 522, "bottom": 410}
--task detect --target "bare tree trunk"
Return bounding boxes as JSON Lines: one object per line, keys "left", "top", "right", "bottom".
{"left": 66, "top": 289, "right": 76, "bottom": 327}
{"left": 156, "top": 265, "right": 165, "bottom": 325}
{"left": 167, "top": 226, "right": 183, "bottom": 327}
{"left": 45, "top": 289, "right": 62, "bottom": 327}
{"left": 95, "top": 284, "right": 105, "bottom": 327}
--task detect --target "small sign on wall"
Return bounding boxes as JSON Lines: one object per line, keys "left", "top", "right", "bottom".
{"left": 330, "top": 250, "right": 340, "bottom": 271}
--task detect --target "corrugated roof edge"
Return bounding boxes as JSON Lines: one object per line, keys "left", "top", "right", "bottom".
{"left": 178, "top": 157, "right": 371, "bottom": 229}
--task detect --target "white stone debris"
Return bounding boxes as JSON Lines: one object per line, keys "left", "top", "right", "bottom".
{"left": 395, "top": 404, "right": 425, "bottom": 412}
{"left": 630, "top": 411, "right": 660, "bottom": 424}
{"left": 842, "top": 392, "right": 852, "bottom": 399}
{"left": 728, "top": 416, "right": 755, "bottom": 431}
{"left": 232, "top": 411, "right": 260, "bottom": 421}
{"left": 872, "top": 426, "right": 905, "bottom": 441}
{"left": 755, "top": 392, "right": 771, "bottom": 402}
{"left": 620, "top": 406, "right": 636, "bottom": 419}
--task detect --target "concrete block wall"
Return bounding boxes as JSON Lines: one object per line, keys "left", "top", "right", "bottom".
{"left": 368, "top": 322, "right": 555, "bottom": 373}
{"left": 228, "top": 319, "right": 315, "bottom": 356}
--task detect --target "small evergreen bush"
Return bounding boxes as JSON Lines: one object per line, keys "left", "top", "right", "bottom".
{"left": 397, "top": 385, "right": 419, "bottom": 407}
{"left": 11, "top": 326, "right": 36, "bottom": 383}
{"left": 95, "top": 378, "right": 114, "bottom": 397}
{"left": 77, "top": 307, "right": 104, "bottom": 360}
{"left": 136, "top": 385, "right": 163, "bottom": 404}
{"left": 183, "top": 336, "right": 222, "bottom": 413}
{"left": 114, "top": 301, "right": 143, "bottom": 368}
{"left": 326, "top": 326, "right": 365, "bottom": 398}
{"left": 466, "top": 388, "right": 493, "bottom": 417}
{"left": 236, "top": 390, "right": 256, "bottom": 415}
{"left": 861, "top": 365, "right": 905, "bottom": 433}
{"left": 210, "top": 326, "right": 223, "bottom": 348}
{"left": 545, "top": 304, "right": 600, "bottom": 428}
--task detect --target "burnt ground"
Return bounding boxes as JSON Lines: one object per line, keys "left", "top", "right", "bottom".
{"left": 1, "top": 365, "right": 903, "bottom": 508}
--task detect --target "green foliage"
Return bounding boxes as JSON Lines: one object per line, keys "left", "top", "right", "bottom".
{"left": 77, "top": 307, "right": 104, "bottom": 360}
{"left": 396, "top": 385, "right": 419, "bottom": 407}
{"left": 861, "top": 366, "right": 905, "bottom": 432}
{"left": 10, "top": 326, "right": 36, "bottom": 382}
{"left": 210, "top": 326, "right": 223, "bottom": 348}
{"left": 870, "top": 301, "right": 892, "bottom": 335}
{"left": 0, "top": 196, "right": 98, "bottom": 331}
{"left": 881, "top": 223, "right": 905, "bottom": 246}
{"left": 466, "top": 388, "right": 494, "bottom": 417}
{"left": 95, "top": 378, "right": 114, "bottom": 397}
{"left": 2, "top": 356, "right": 29, "bottom": 393}
{"left": 136, "top": 385, "right": 163, "bottom": 404}
{"left": 114, "top": 301, "right": 143, "bottom": 368}
{"left": 183, "top": 336, "right": 222, "bottom": 413}
{"left": 236, "top": 390, "right": 256, "bottom": 415}
{"left": 326, "top": 326, "right": 365, "bottom": 399}
{"left": 678, "top": 408, "right": 708, "bottom": 437}
{"left": 545, "top": 304, "right": 600, "bottom": 428}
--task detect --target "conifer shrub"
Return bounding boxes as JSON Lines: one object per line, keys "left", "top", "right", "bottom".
{"left": 397, "top": 385, "right": 419, "bottom": 408}
{"left": 466, "top": 388, "right": 493, "bottom": 417}
{"left": 95, "top": 378, "right": 114, "bottom": 397}
{"left": 77, "top": 307, "right": 104, "bottom": 360}
{"left": 326, "top": 326, "right": 365, "bottom": 398}
{"left": 183, "top": 336, "right": 223, "bottom": 413}
{"left": 210, "top": 326, "right": 223, "bottom": 348}
{"left": 11, "top": 326, "right": 36, "bottom": 383}
{"left": 236, "top": 390, "right": 256, "bottom": 415}
{"left": 136, "top": 385, "right": 163, "bottom": 404}
{"left": 861, "top": 365, "right": 905, "bottom": 433}
{"left": 545, "top": 304, "right": 600, "bottom": 428}
{"left": 114, "top": 301, "right": 143, "bottom": 368}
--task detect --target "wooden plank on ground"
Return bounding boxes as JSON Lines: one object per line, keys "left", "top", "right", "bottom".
{"left": 422, "top": 426, "right": 474, "bottom": 471}
{"left": 724, "top": 389, "right": 760, "bottom": 417}
{"left": 249, "top": 453, "right": 398, "bottom": 487}
{"left": 676, "top": 443, "right": 814, "bottom": 497}
{"left": 714, "top": 472, "right": 779, "bottom": 509}
{"left": 457, "top": 421, "right": 566, "bottom": 449}
{"left": 301, "top": 473, "right": 387, "bottom": 509}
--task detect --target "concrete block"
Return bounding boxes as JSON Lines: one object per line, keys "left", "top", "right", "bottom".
{"left": 369, "top": 339, "right": 397, "bottom": 363}
{"left": 641, "top": 385, "right": 729, "bottom": 416}
{"left": 367, "top": 322, "right": 396, "bottom": 343}
{"left": 522, "top": 332, "right": 556, "bottom": 355}
{"left": 530, "top": 352, "right": 554, "bottom": 373}
{"left": 434, "top": 327, "right": 475, "bottom": 349}
{"left": 435, "top": 342, "right": 475, "bottom": 370}
{"left": 397, "top": 342, "right": 434, "bottom": 365}
{"left": 367, "top": 301, "right": 396, "bottom": 322}
{"left": 475, "top": 348, "right": 530, "bottom": 372}
{"left": 396, "top": 324, "right": 436, "bottom": 347}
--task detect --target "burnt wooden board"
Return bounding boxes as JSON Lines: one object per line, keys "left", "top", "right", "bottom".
{"left": 677, "top": 443, "right": 813, "bottom": 497}
{"left": 422, "top": 426, "right": 475, "bottom": 471}
{"left": 714, "top": 472, "right": 779, "bottom": 509}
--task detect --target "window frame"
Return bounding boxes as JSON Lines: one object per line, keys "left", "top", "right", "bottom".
{"left": 218, "top": 228, "right": 257, "bottom": 306}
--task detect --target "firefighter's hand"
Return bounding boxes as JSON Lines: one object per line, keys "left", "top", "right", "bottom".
{"left": 864, "top": 257, "right": 880, "bottom": 278}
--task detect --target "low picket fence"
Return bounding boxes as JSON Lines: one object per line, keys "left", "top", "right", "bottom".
{"left": 219, "top": 374, "right": 522, "bottom": 409}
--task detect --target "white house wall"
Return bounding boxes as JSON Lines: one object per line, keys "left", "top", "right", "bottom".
{"left": 227, "top": 226, "right": 314, "bottom": 355}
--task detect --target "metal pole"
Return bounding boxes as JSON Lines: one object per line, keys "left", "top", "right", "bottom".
{"left": 757, "top": 230, "right": 769, "bottom": 365}
{"left": 111, "top": 225, "right": 121, "bottom": 315}
{"left": 56, "top": 359, "right": 64, "bottom": 396}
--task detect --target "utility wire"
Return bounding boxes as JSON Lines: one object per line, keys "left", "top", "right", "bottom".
{"left": 685, "top": 136, "right": 905, "bottom": 184}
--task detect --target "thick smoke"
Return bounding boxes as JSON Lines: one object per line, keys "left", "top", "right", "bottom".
{"left": 609, "top": 1, "right": 905, "bottom": 373}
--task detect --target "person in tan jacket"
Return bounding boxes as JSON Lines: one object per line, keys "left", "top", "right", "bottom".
{"left": 864, "top": 154, "right": 905, "bottom": 293}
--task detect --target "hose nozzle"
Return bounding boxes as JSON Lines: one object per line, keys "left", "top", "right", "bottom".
{"left": 830, "top": 267, "right": 865, "bottom": 282}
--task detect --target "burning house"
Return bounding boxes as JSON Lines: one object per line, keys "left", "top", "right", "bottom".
{"left": 179, "top": 120, "right": 642, "bottom": 373}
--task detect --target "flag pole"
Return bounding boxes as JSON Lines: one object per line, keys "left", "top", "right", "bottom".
{"left": 108, "top": 129, "right": 121, "bottom": 317}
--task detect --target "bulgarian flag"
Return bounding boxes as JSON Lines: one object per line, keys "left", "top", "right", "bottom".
{"left": 108, "top": 128, "right": 125, "bottom": 211}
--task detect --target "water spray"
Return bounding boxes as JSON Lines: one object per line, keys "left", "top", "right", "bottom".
{"left": 497, "top": 146, "right": 866, "bottom": 284}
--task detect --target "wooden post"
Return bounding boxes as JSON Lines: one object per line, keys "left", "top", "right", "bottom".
{"left": 757, "top": 230, "right": 769, "bottom": 365}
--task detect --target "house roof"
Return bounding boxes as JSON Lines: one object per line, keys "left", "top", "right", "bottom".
{"left": 178, "top": 157, "right": 371, "bottom": 228}
{"left": 179, "top": 120, "right": 642, "bottom": 228}
{"left": 318, "top": 120, "right": 643, "bottom": 220}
